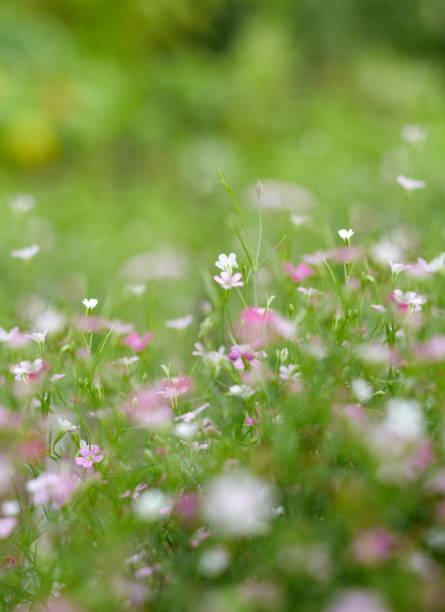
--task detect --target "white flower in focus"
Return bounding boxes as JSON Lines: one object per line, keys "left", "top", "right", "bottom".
{"left": 338, "top": 229, "right": 354, "bottom": 241}
{"left": 165, "top": 314, "right": 193, "bottom": 330}
{"left": 133, "top": 490, "right": 172, "bottom": 521}
{"left": 397, "top": 175, "right": 426, "bottom": 191}
{"left": 215, "top": 253, "right": 238, "bottom": 274}
{"left": 82, "top": 298, "right": 98, "bottom": 311}
{"left": 227, "top": 384, "right": 255, "bottom": 399}
{"left": 202, "top": 471, "right": 276, "bottom": 536}
{"left": 11, "top": 245, "right": 40, "bottom": 260}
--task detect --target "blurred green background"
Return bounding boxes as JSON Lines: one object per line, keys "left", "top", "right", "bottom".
{"left": 1, "top": 0, "right": 444, "bottom": 323}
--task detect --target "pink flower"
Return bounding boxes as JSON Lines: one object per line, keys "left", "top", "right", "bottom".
{"left": 229, "top": 344, "right": 263, "bottom": 371}
{"left": 391, "top": 289, "right": 426, "bottom": 313}
{"left": 158, "top": 376, "right": 192, "bottom": 400}
{"left": 213, "top": 270, "right": 244, "bottom": 290}
{"left": 237, "top": 306, "right": 295, "bottom": 345}
{"left": 0, "top": 517, "right": 16, "bottom": 539}
{"left": 283, "top": 261, "right": 314, "bottom": 283}
{"left": 123, "top": 388, "right": 172, "bottom": 428}
{"left": 75, "top": 444, "right": 104, "bottom": 470}
{"left": 122, "top": 331, "right": 153, "bottom": 352}
{"left": 351, "top": 527, "right": 397, "bottom": 566}
{"left": 26, "top": 470, "right": 79, "bottom": 508}
{"left": 416, "top": 336, "right": 445, "bottom": 362}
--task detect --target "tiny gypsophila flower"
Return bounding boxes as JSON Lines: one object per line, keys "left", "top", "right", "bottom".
{"left": 397, "top": 175, "right": 426, "bottom": 191}
{"left": 82, "top": 298, "right": 98, "bottom": 311}
{"left": 11, "top": 245, "right": 40, "bottom": 260}
{"left": 338, "top": 229, "right": 354, "bottom": 241}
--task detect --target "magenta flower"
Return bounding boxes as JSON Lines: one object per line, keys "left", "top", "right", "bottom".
{"left": 122, "top": 331, "right": 154, "bottom": 352}
{"left": 213, "top": 270, "right": 244, "bottom": 290}
{"left": 75, "top": 444, "right": 104, "bottom": 470}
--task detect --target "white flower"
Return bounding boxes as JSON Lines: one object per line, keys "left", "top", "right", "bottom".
{"left": 401, "top": 124, "right": 428, "bottom": 144}
{"left": 397, "top": 175, "right": 426, "bottom": 191}
{"left": 1, "top": 500, "right": 20, "bottom": 516}
{"left": 198, "top": 547, "right": 230, "bottom": 577}
{"left": 8, "top": 194, "right": 35, "bottom": 214}
{"left": 82, "top": 298, "right": 98, "bottom": 311}
{"left": 389, "top": 261, "right": 410, "bottom": 275}
{"left": 228, "top": 384, "right": 255, "bottom": 399}
{"left": 57, "top": 417, "right": 79, "bottom": 432}
{"left": 383, "top": 399, "right": 424, "bottom": 441}
{"left": 11, "top": 245, "right": 39, "bottom": 260}
{"left": 202, "top": 470, "right": 276, "bottom": 536}
{"left": 351, "top": 379, "right": 373, "bottom": 402}
{"left": 174, "top": 422, "right": 198, "bottom": 439}
{"left": 215, "top": 253, "right": 238, "bottom": 274}
{"left": 24, "top": 330, "right": 47, "bottom": 344}
{"left": 10, "top": 359, "right": 43, "bottom": 381}
{"left": 338, "top": 229, "right": 354, "bottom": 241}
{"left": 165, "top": 314, "right": 193, "bottom": 330}
{"left": 290, "top": 214, "right": 310, "bottom": 226}
{"left": 371, "top": 240, "right": 402, "bottom": 265}
{"left": 133, "top": 490, "right": 171, "bottom": 521}
{"left": 126, "top": 283, "right": 146, "bottom": 296}
{"left": 426, "top": 252, "right": 445, "bottom": 273}
{"left": 279, "top": 364, "right": 300, "bottom": 381}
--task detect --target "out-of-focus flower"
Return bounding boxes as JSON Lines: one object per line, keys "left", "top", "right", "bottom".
{"left": 11, "top": 244, "right": 40, "bottom": 260}
{"left": 325, "top": 589, "right": 390, "bottom": 612}
{"left": 279, "top": 364, "right": 299, "bottom": 381}
{"left": 198, "top": 546, "right": 230, "bottom": 576}
{"left": 228, "top": 384, "right": 255, "bottom": 399}
{"left": 283, "top": 261, "right": 314, "bottom": 283}
{"left": 176, "top": 403, "right": 209, "bottom": 423}
{"left": 1, "top": 500, "right": 20, "bottom": 516}
{"left": 158, "top": 376, "right": 192, "bottom": 400}
{"left": 397, "top": 175, "right": 426, "bottom": 191}
{"left": 81, "top": 298, "right": 98, "bottom": 311}
{"left": 165, "top": 314, "right": 193, "bottom": 330}
{"left": 25, "top": 330, "right": 47, "bottom": 344}
{"left": 123, "top": 388, "right": 172, "bottom": 429}
{"left": 8, "top": 194, "right": 35, "bottom": 213}
{"left": 237, "top": 306, "right": 295, "bottom": 345}
{"left": 351, "top": 379, "right": 373, "bottom": 402}
{"left": 392, "top": 289, "right": 426, "bottom": 312}
{"left": 229, "top": 344, "right": 264, "bottom": 371}
{"left": 416, "top": 336, "right": 445, "bottom": 362}
{"left": 0, "top": 517, "right": 17, "bottom": 539}
{"left": 351, "top": 527, "right": 397, "bottom": 565}
{"left": 338, "top": 229, "right": 354, "bottom": 241}
{"left": 10, "top": 358, "right": 44, "bottom": 382}
{"left": 0, "top": 326, "right": 30, "bottom": 348}
{"left": 75, "top": 444, "right": 104, "bottom": 470}
{"left": 133, "top": 489, "right": 172, "bottom": 521}
{"left": 371, "top": 240, "right": 403, "bottom": 265}
{"left": 126, "top": 283, "right": 146, "bottom": 296}
{"left": 26, "top": 471, "right": 79, "bottom": 508}
{"left": 122, "top": 331, "right": 153, "bottom": 352}
{"left": 401, "top": 124, "right": 428, "bottom": 144}
{"left": 389, "top": 261, "right": 410, "bottom": 275}
{"left": 202, "top": 470, "right": 276, "bottom": 536}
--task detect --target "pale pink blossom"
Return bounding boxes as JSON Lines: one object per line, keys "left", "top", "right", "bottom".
{"left": 213, "top": 270, "right": 244, "bottom": 290}
{"left": 351, "top": 527, "right": 397, "bottom": 565}
{"left": 123, "top": 388, "right": 172, "bottom": 428}
{"left": 176, "top": 403, "right": 209, "bottom": 423}
{"left": 392, "top": 289, "right": 426, "bottom": 312}
{"left": 122, "top": 331, "right": 153, "bottom": 351}
{"left": 10, "top": 358, "right": 44, "bottom": 382}
{"left": 26, "top": 471, "right": 79, "bottom": 508}
{"left": 279, "top": 364, "right": 300, "bottom": 381}
{"left": 0, "top": 517, "right": 16, "bottom": 539}
{"left": 157, "top": 376, "right": 192, "bottom": 400}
